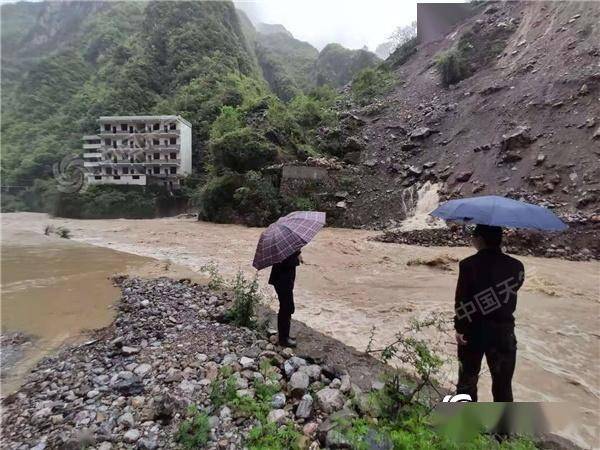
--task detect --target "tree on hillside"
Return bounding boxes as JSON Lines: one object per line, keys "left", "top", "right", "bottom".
{"left": 375, "top": 21, "right": 417, "bottom": 59}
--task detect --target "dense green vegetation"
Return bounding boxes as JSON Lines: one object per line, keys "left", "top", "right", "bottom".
{"left": 314, "top": 43, "right": 381, "bottom": 87}
{"left": 1, "top": 1, "right": 381, "bottom": 225}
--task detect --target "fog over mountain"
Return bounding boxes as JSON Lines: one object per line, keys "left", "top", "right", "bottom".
{"left": 234, "top": 0, "right": 421, "bottom": 51}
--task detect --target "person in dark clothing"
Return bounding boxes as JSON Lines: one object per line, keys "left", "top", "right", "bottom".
{"left": 269, "top": 251, "right": 301, "bottom": 347}
{"left": 454, "top": 224, "right": 525, "bottom": 402}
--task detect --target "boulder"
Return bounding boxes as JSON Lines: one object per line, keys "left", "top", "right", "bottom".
{"left": 271, "top": 393, "right": 286, "bottom": 409}
{"left": 296, "top": 394, "right": 314, "bottom": 419}
{"left": 316, "top": 388, "right": 344, "bottom": 413}
{"left": 123, "top": 429, "right": 141, "bottom": 443}
{"left": 455, "top": 171, "right": 473, "bottom": 182}
{"left": 284, "top": 356, "right": 307, "bottom": 377}
{"left": 409, "top": 127, "right": 432, "bottom": 140}
{"left": 500, "top": 126, "right": 532, "bottom": 150}
{"left": 289, "top": 371, "right": 310, "bottom": 398}
{"left": 267, "top": 409, "right": 287, "bottom": 425}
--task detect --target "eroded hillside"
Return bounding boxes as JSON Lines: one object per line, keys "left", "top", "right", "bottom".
{"left": 325, "top": 1, "right": 600, "bottom": 228}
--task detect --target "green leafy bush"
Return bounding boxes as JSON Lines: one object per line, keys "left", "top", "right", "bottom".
{"left": 435, "top": 49, "right": 469, "bottom": 87}
{"left": 197, "top": 173, "right": 243, "bottom": 223}
{"left": 176, "top": 406, "right": 210, "bottom": 449}
{"left": 210, "top": 105, "right": 243, "bottom": 140}
{"left": 209, "top": 128, "right": 277, "bottom": 174}
{"left": 246, "top": 421, "right": 302, "bottom": 450}
{"left": 351, "top": 68, "right": 394, "bottom": 105}
{"left": 233, "top": 171, "right": 282, "bottom": 226}
{"left": 226, "top": 271, "right": 263, "bottom": 329}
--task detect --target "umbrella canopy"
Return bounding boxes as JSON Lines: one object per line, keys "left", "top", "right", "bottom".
{"left": 252, "top": 211, "right": 326, "bottom": 270}
{"left": 430, "top": 195, "right": 567, "bottom": 231}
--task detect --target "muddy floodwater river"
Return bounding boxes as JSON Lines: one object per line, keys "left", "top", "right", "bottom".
{"left": 1, "top": 212, "right": 599, "bottom": 448}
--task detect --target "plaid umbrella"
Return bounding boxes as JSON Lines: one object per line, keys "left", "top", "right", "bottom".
{"left": 252, "top": 211, "right": 326, "bottom": 270}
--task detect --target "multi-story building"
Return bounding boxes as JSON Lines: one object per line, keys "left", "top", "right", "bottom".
{"left": 83, "top": 115, "right": 192, "bottom": 189}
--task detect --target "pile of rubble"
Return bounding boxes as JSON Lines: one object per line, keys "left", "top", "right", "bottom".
{"left": 373, "top": 218, "right": 600, "bottom": 261}
{"left": 0, "top": 278, "right": 383, "bottom": 450}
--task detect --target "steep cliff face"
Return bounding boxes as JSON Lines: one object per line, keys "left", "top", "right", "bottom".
{"left": 329, "top": 1, "right": 600, "bottom": 228}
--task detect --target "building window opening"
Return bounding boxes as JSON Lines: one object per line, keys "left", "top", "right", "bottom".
{"left": 153, "top": 139, "right": 159, "bottom": 146}
{"left": 112, "top": 126, "right": 117, "bottom": 133}
{"left": 153, "top": 153, "right": 160, "bottom": 160}
{"left": 133, "top": 175, "right": 140, "bottom": 180}
{"left": 170, "top": 152, "right": 177, "bottom": 159}
{"left": 105, "top": 139, "right": 111, "bottom": 145}
{"left": 123, "top": 167, "right": 129, "bottom": 175}
{"left": 170, "top": 167, "right": 176, "bottom": 174}
{"left": 153, "top": 167, "right": 160, "bottom": 174}
{"left": 170, "top": 123, "right": 176, "bottom": 130}
{"left": 169, "top": 137, "right": 177, "bottom": 145}
{"left": 94, "top": 175, "right": 102, "bottom": 180}
{"left": 121, "top": 124, "right": 127, "bottom": 131}
{"left": 104, "top": 124, "right": 111, "bottom": 131}
{"left": 153, "top": 123, "right": 160, "bottom": 130}
{"left": 106, "top": 168, "right": 112, "bottom": 175}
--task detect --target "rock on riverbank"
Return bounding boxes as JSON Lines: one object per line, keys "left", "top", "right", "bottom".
{"left": 0, "top": 278, "right": 381, "bottom": 449}
{"left": 372, "top": 218, "right": 600, "bottom": 261}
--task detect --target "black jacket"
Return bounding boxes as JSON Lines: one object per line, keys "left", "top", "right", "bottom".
{"left": 268, "top": 252, "right": 300, "bottom": 292}
{"left": 454, "top": 248, "right": 524, "bottom": 342}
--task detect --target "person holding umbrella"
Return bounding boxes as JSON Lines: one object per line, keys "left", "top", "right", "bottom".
{"left": 430, "top": 195, "right": 567, "bottom": 402}
{"left": 253, "top": 211, "right": 326, "bottom": 347}
{"left": 268, "top": 250, "right": 301, "bottom": 347}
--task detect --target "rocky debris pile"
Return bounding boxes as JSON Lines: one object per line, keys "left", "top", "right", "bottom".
{"left": 372, "top": 218, "right": 600, "bottom": 261}
{"left": 0, "top": 278, "right": 383, "bottom": 450}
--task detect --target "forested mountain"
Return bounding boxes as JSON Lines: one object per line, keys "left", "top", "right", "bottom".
{"left": 1, "top": 0, "right": 380, "bottom": 219}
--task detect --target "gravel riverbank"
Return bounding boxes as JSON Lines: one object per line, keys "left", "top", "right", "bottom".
{"left": 0, "top": 277, "right": 386, "bottom": 450}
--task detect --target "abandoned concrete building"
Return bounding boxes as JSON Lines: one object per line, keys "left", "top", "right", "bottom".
{"left": 83, "top": 115, "right": 192, "bottom": 189}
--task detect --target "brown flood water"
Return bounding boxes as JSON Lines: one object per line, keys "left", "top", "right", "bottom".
{"left": 0, "top": 223, "right": 207, "bottom": 395}
{"left": 1, "top": 213, "right": 599, "bottom": 448}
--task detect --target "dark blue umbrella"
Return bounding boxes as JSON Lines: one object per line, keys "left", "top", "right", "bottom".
{"left": 430, "top": 195, "right": 567, "bottom": 231}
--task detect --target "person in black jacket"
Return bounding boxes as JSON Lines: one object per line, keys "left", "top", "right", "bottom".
{"left": 269, "top": 251, "right": 301, "bottom": 347}
{"left": 454, "top": 224, "right": 525, "bottom": 402}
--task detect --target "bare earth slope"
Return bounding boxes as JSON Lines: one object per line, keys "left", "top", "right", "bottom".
{"left": 335, "top": 1, "right": 600, "bottom": 228}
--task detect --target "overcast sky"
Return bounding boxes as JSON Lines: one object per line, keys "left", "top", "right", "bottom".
{"left": 235, "top": 0, "right": 464, "bottom": 51}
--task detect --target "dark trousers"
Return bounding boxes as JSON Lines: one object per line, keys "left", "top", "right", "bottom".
{"left": 457, "top": 338, "right": 516, "bottom": 402}
{"left": 274, "top": 285, "right": 294, "bottom": 342}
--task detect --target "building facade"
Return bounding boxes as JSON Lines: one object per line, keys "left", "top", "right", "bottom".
{"left": 83, "top": 115, "right": 192, "bottom": 189}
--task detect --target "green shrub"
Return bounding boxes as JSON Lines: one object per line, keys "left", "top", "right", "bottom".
{"left": 199, "top": 261, "right": 226, "bottom": 290}
{"left": 209, "top": 367, "right": 238, "bottom": 408}
{"left": 225, "top": 271, "right": 263, "bottom": 329}
{"left": 288, "top": 196, "right": 316, "bottom": 211}
{"left": 435, "top": 49, "right": 469, "bottom": 87}
{"left": 246, "top": 421, "right": 302, "bottom": 450}
{"left": 209, "top": 128, "right": 277, "bottom": 174}
{"left": 233, "top": 171, "right": 282, "bottom": 226}
{"left": 351, "top": 68, "right": 394, "bottom": 105}
{"left": 209, "top": 105, "right": 244, "bottom": 140}
{"left": 176, "top": 406, "right": 210, "bottom": 449}
{"left": 197, "top": 173, "right": 243, "bottom": 223}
